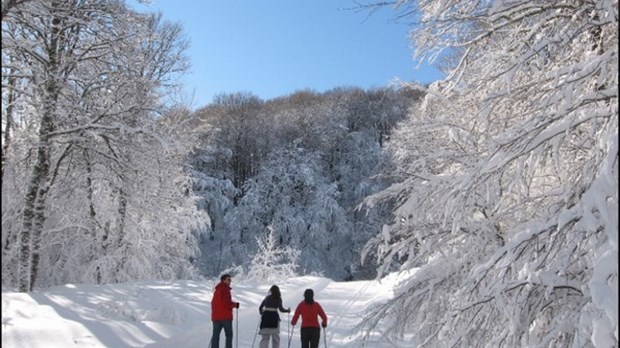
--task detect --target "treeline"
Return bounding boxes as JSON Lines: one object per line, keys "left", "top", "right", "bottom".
{"left": 187, "top": 87, "right": 424, "bottom": 280}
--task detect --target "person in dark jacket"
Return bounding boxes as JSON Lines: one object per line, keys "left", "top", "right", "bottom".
{"left": 291, "top": 288, "right": 328, "bottom": 348}
{"left": 210, "top": 274, "right": 240, "bottom": 348}
{"left": 258, "top": 285, "right": 291, "bottom": 348}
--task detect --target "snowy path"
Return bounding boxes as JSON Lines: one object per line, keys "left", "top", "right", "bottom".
{"left": 3, "top": 274, "right": 413, "bottom": 348}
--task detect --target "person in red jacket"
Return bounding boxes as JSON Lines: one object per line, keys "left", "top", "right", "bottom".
{"left": 291, "top": 288, "right": 328, "bottom": 348}
{"left": 210, "top": 274, "right": 240, "bottom": 348}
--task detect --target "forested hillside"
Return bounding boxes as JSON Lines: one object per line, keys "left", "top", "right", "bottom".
{"left": 187, "top": 87, "right": 423, "bottom": 280}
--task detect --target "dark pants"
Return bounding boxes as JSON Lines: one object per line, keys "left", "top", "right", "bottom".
{"left": 300, "top": 327, "right": 320, "bottom": 348}
{"left": 211, "top": 320, "right": 233, "bottom": 348}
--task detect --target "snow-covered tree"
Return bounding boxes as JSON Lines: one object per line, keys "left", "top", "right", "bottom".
{"left": 188, "top": 144, "right": 239, "bottom": 274}
{"left": 221, "top": 148, "right": 354, "bottom": 279}
{"left": 247, "top": 225, "right": 300, "bottom": 283}
{"left": 362, "top": 0, "right": 618, "bottom": 346}
{"left": 1, "top": 0, "right": 206, "bottom": 290}
{"left": 196, "top": 92, "right": 267, "bottom": 194}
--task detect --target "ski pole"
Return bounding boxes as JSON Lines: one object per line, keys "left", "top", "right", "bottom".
{"left": 287, "top": 312, "right": 290, "bottom": 348}
{"left": 287, "top": 324, "right": 294, "bottom": 348}
{"left": 235, "top": 307, "right": 239, "bottom": 348}
{"left": 208, "top": 323, "right": 212, "bottom": 348}
{"left": 251, "top": 319, "right": 260, "bottom": 348}
{"left": 323, "top": 326, "right": 328, "bottom": 348}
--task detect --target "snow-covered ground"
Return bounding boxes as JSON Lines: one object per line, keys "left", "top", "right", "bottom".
{"left": 2, "top": 273, "right": 413, "bottom": 347}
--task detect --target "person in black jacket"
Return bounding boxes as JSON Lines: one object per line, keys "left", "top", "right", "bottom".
{"left": 258, "top": 285, "right": 291, "bottom": 348}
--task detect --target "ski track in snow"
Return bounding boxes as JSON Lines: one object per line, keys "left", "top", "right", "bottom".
{"left": 323, "top": 279, "right": 372, "bottom": 344}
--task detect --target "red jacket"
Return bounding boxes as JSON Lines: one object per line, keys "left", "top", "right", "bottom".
{"left": 291, "top": 301, "right": 328, "bottom": 328}
{"left": 211, "top": 282, "right": 237, "bottom": 321}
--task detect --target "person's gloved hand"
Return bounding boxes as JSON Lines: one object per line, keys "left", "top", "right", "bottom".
{"left": 321, "top": 322, "right": 327, "bottom": 328}
{"left": 235, "top": 302, "right": 240, "bottom": 308}
{"left": 286, "top": 307, "right": 291, "bottom": 313}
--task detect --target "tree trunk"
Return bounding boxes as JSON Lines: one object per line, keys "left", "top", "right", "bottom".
{"left": 18, "top": 110, "right": 54, "bottom": 291}
{"left": 115, "top": 186, "right": 128, "bottom": 280}
{"left": 1, "top": 67, "right": 16, "bottom": 182}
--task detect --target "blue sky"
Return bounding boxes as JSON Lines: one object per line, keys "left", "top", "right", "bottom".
{"left": 133, "top": 1, "right": 444, "bottom": 108}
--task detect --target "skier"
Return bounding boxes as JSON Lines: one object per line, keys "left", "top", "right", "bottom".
{"left": 291, "top": 288, "right": 328, "bottom": 348}
{"left": 210, "top": 274, "right": 240, "bottom": 348}
{"left": 258, "top": 285, "right": 291, "bottom": 348}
